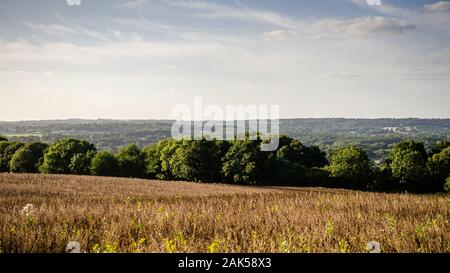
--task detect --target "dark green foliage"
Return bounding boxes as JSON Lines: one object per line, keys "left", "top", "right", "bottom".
{"left": 0, "top": 132, "right": 448, "bottom": 192}
{"left": 302, "top": 145, "right": 329, "bottom": 168}
{"left": 222, "top": 138, "right": 265, "bottom": 185}
{"left": 116, "top": 144, "right": 146, "bottom": 178}
{"left": 429, "top": 140, "right": 450, "bottom": 157}
{"left": 158, "top": 140, "right": 181, "bottom": 180}
{"left": 40, "top": 138, "right": 96, "bottom": 174}
{"left": 0, "top": 142, "right": 25, "bottom": 172}
{"left": 0, "top": 142, "right": 11, "bottom": 171}
{"left": 9, "top": 142, "right": 48, "bottom": 173}
{"left": 427, "top": 147, "right": 450, "bottom": 191}
{"left": 143, "top": 139, "right": 176, "bottom": 179}
{"left": 327, "top": 145, "right": 373, "bottom": 189}
{"left": 258, "top": 136, "right": 329, "bottom": 185}
{"left": 143, "top": 144, "right": 159, "bottom": 178}
{"left": 303, "top": 167, "right": 331, "bottom": 187}
{"left": 90, "top": 151, "right": 120, "bottom": 177}
{"left": 0, "top": 136, "right": 7, "bottom": 142}
{"left": 170, "top": 139, "right": 224, "bottom": 182}
{"left": 69, "top": 150, "right": 96, "bottom": 175}
{"left": 444, "top": 176, "right": 450, "bottom": 192}
{"left": 271, "top": 136, "right": 308, "bottom": 184}
{"left": 389, "top": 140, "right": 429, "bottom": 191}
{"left": 371, "top": 164, "right": 399, "bottom": 191}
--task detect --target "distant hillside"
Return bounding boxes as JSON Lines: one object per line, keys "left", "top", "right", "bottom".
{"left": 1, "top": 118, "right": 449, "bottom": 161}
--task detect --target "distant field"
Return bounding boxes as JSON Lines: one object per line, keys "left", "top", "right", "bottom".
{"left": 0, "top": 173, "right": 449, "bottom": 253}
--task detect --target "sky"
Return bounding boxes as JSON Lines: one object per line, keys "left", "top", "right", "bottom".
{"left": 0, "top": 0, "right": 449, "bottom": 121}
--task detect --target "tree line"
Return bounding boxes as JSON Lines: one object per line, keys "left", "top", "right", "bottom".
{"left": 0, "top": 135, "right": 449, "bottom": 193}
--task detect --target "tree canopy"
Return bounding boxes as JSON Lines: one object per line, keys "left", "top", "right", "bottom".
{"left": 90, "top": 151, "right": 120, "bottom": 177}
{"left": 428, "top": 146, "right": 450, "bottom": 191}
{"left": 40, "top": 138, "right": 96, "bottom": 174}
{"left": 389, "top": 140, "right": 429, "bottom": 191}
{"left": 0, "top": 142, "right": 25, "bottom": 172}
{"left": 327, "top": 145, "right": 373, "bottom": 189}
{"left": 9, "top": 142, "right": 48, "bottom": 173}
{"left": 222, "top": 138, "right": 265, "bottom": 185}
{"left": 0, "top": 135, "right": 448, "bottom": 193}
{"left": 116, "top": 144, "right": 146, "bottom": 178}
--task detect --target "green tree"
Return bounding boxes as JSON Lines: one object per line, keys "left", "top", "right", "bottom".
{"left": 9, "top": 142, "right": 48, "bottom": 173}
{"left": 143, "top": 143, "right": 159, "bottom": 178}
{"left": 143, "top": 139, "right": 176, "bottom": 179}
{"left": 427, "top": 146, "right": 450, "bottom": 191}
{"left": 371, "top": 164, "right": 398, "bottom": 191}
{"left": 444, "top": 176, "right": 450, "bottom": 193}
{"left": 259, "top": 136, "right": 328, "bottom": 185}
{"left": 327, "top": 145, "right": 373, "bottom": 189}
{"left": 303, "top": 145, "right": 329, "bottom": 168}
{"left": 429, "top": 140, "right": 450, "bottom": 157}
{"left": 69, "top": 150, "right": 96, "bottom": 175}
{"left": 169, "top": 139, "right": 224, "bottom": 182}
{"left": 0, "top": 141, "right": 10, "bottom": 171}
{"left": 90, "top": 151, "right": 120, "bottom": 177}
{"left": 389, "top": 140, "right": 429, "bottom": 191}
{"left": 40, "top": 138, "right": 96, "bottom": 174}
{"left": 222, "top": 138, "right": 265, "bottom": 185}
{"left": 116, "top": 144, "right": 146, "bottom": 178}
{"left": 0, "top": 136, "right": 7, "bottom": 142}
{"left": 272, "top": 136, "right": 308, "bottom": 184}
{"left": 158, "top": 140, "right": 181, "bottom": 180}
{"left": 0, "top": 142, "right": 25, "bottom": 172}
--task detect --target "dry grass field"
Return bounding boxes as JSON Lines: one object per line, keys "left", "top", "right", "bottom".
{"left": 0, "top": 173, "right": 449, "bottom": 253}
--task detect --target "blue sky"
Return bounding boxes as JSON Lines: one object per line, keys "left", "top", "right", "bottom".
{"left": 0, "top": 0, "right": 449, "bottom": 120}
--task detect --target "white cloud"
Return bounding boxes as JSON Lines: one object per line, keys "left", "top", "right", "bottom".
{"left": 24, "top": 22, "right": 77, "bottom": 38}
{"left": 55, "top": 12, "right": 108, "bottom": 42}
{"left": 425, "top": 1, "right": 450, "bottom": 12}
{"left": 1, "top": 0, "right": 450, "bottom": 119}
{"left": 159, "top": 0, "right": 299, "bottom": 30}
{"left": 25, "top": 19, "right": 143, "bottom": 44}
{"left": 312, "top": 16, "right": 415, "bottom": 38}
{"left": 119, "top": 0, "right": 150, "bottom": 8}
{"left": 262, "top": 30, "right": 297, "bottom": 41}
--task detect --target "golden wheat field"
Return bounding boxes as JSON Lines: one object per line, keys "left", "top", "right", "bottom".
{"left": 0, "top": 173, "right": 449, "bottom": 253}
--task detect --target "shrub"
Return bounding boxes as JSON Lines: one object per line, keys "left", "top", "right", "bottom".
{"left": 370, "top": 164, "right": 399, "bottom": 192}
{"left": 69, "top": 150, "right": 96, "bottom": 175}
{"left": 304, "top": 167, "right": 331, "bottom": 187}
{"left": 428, "top": 147, "right": 450, "bottom": 192}
{"left": 90, "top": 151, "right": 120, "bottom": 177}
{"left": 444, "top": 176, "right": 450, "bottom": 193}
{"left": 116, "top": 144, "right": 146, "bottom": 178}
{"left": 9, "top": 142, "right": 48, "bottom": 173}
{"left": 0, "top": 142, "right": 25, "bottom": 172}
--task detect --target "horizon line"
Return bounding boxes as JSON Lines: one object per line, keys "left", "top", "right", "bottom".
{"left": 2, "top": 117, "right": 450, "bottom": 123}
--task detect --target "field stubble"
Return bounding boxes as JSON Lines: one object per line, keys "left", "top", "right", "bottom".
{"left": 0, "top": 173, "right": 449, "bottom": 253}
